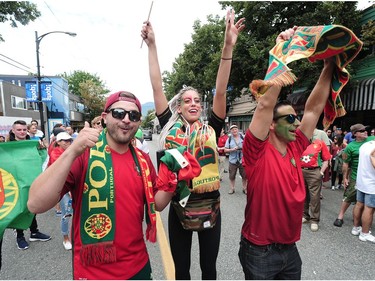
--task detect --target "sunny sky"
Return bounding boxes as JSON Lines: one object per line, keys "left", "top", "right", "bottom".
{"left": 0, "top": 0, "right": 228, "bottom": 104}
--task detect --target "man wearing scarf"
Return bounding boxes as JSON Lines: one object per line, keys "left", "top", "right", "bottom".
{"left": 28, "top": 91, "right": 174, "bottom": 280}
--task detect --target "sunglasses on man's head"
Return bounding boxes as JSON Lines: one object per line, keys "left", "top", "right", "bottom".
{"left": 107, "top": 108, "right": 141, "bottom": 122}
{"left": 274, "top": 114, "right": 299, "bottom": 124}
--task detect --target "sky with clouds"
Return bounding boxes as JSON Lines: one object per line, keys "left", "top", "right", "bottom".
{"left": 0, "top": 0, "right": 227, "bottom": 104}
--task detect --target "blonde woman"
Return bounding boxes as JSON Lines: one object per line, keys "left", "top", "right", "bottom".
{"left": 142, "top": 10, "right": 244, "bottom": 279}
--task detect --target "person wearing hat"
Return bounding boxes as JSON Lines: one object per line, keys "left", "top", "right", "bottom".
{"left": 225, "top": 124, "right": 247, "bottom": 194}
{"left": 28, "top": 91, "right": 174, "bottom": 279}
{"left": 142, "top": 9, "right": 245, "bottom": 280}
{"left": 333, "top": 123, "right": 375, "bottom": 230}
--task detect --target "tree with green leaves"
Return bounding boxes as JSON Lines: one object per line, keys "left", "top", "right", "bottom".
{"left": 141, "top": 109, "right": 156, "bottom": 129}
{"left": 61, "top": 70, "right": 110, "bottom": 121}
{"left": 163, "top": 1, "right": 362, "bottom": 104}
{"left": 0, "top": 1, "right": 41, "bottom": 42}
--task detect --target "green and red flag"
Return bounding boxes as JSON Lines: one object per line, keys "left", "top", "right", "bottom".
{"left": 0, "top": 141, "right": 47, "bottom": 238}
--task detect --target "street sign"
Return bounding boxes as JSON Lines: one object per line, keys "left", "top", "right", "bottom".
{"left": 41, "top": 81, "right": 52, "bottom": 102}
{"left": 25, "top": 81, "right": 38, "bottom": 102}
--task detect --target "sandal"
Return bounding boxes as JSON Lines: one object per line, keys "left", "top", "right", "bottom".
{"left": 243, "top": 189, "right": 247, "bottom": 194}
{"left": 228, "top": 189, "right": 235, "bottom": 194}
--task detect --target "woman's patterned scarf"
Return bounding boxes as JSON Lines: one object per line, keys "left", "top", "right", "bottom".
{"left": 80, "top": 129, "right": 156, "bottom": 267}
{"left": 250, "top": 25, "right": 363, "bottom": 128}
{"left": 165, "top": 119, "right": 220, "bottom": 193}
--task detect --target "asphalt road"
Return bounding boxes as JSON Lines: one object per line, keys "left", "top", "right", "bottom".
{"left": 1, "top": 134, "right": 375, "bottom": 280}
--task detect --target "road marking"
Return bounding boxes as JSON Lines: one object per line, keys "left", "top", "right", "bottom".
{"left": 156, "top": 211, "right": 175, "bottom": 279}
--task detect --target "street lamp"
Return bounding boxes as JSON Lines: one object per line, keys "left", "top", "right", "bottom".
{"left": 35, "top": 30, "right": 77, "bottom": 137}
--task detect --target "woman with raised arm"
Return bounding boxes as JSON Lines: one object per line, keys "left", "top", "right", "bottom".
{"left": 142, "top": 9, "right": 245, "bottom": 280}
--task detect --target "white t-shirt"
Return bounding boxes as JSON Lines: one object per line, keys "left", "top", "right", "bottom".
{"left": 356, "top": 140, "right": 375, "bottom": 194}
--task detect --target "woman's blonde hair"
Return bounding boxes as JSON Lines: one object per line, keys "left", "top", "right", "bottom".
{"left": 159, "top": 86, "right": 210, "bottom": 151}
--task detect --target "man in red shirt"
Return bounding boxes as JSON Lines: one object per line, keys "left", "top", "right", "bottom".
{"left": 240, "top": 28, "right": 335, "bottom": 279}
{"left": 28, "top": 91, "right": 174, "bottom": 280}
{"left": 301, "top": 135, "right": 331, "bottom": 232}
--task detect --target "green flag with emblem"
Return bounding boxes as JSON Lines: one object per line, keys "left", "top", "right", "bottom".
{"left": 0, "top": 140, "right": 47, "bottom": 238}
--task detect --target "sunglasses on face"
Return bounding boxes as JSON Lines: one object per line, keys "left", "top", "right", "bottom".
{"left": 356, "top": 129, "right": 366, "bottom": 133}
{"left": 107, "top": 108, "right": 141, "bottom": 122}
{"left": 274, "top": 114, "right": 299, "bottom": 124}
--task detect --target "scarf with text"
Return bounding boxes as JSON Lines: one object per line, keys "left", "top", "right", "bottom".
{"left": 249, "top": 25, "right": 363, "bottom": 128}
{"left": 165, "top": 119, "right": 220, "bottom": 193}
{"left": 80, "top": 130, "right": 156, "bottom": 267}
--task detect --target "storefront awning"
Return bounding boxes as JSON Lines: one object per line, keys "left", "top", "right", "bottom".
{"left": 343, "top": 78, "right": 375, "bottom": 111}
{"left": 227, "top": 101, "right": 257, "bottom": 117}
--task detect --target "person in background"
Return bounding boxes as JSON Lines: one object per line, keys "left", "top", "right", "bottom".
{"left": 326, "top": 129, "right": 333, "bottom": 140}
{"left": 330, "top": 135, "right": 345, "bottom": 190}
{"left": 225, "top": 124, "right": 247, "bottom": 194}
{"left": 333, "top": 123, "right": 375, "bottom": 228}
{"left": 0, "top": 135, "right": 4, "bottom": 142}
{"left": 343, "top": 129, "right": 353, "bottom": 146}
{"left": 370, "top": 128, "right": 375, "bottom": 136}
{"left": 28, "top": 91, "right": 174, "bottom": 279}
{"left": 30, "top": 119, "right": 44, "bottom": 139}
{"left": 217, "top": 128, "right": 228, "bottom": 181}
{"left": 142, "top": 9, "right": 245, "bottom": 279}
{"left": 91, "top": 116, "right": 103, "bottom": 132}
{"left": 353, "top": 139, "right": 375, "bottom": 243}
{"left": 10, "top": 120, "right": 51, "bottom": 250}
{"left": 48, "top": 131, "right": 74, "bottom": 250}
{"left": 301, "top": 134, "right": 331, "bottom": 232}
{"left": 49, "top": 123, "right": 65, "bottom": 144}
{"left": 312, "top": 128, "right": 331, "bottom": 185}
{"left": 239, "top": 24, "right": 336, "bottom": 278}
{"left": 65, "top": 126, "right": 77, "bottom": 140}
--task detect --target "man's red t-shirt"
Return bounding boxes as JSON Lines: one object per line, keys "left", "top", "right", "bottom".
{"left": 62, "top": 147, "right": 157, "bottom": 280}
{"left": 242, "top": 129, "right": 310, "bottom": 245}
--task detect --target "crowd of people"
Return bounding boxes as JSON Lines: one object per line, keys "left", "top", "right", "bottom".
{"left": 1, "top": 9, "right": 373, "bottom": 281}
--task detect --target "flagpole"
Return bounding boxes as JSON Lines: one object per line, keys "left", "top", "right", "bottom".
{"left": 140, "top": 1, "right": 154, "bottom": 48}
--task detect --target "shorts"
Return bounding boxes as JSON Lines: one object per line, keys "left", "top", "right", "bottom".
{"left": 356, "top": 190, "right": 375, "bottom": 208}
{"left": 343, "top": 180, "right": 357, "bottom": 204}
{"left": 229, "top": 162, "right": 247, "bottom": 181}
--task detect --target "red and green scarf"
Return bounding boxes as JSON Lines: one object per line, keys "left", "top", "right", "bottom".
{"left": 80, "top": 129, "right": 156, "bottom": 266}
{"left": 250, "top": 25, "right": 363, "bottom": 128}
{"left": 165, "top": 119, "right": 220, "bottom": 193}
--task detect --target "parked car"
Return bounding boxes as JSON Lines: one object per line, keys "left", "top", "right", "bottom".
{"left": 142, "top": 129, "right": 153, "bottom": 141}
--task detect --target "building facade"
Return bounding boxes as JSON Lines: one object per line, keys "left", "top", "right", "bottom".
{"left": 0, "top": 74, "right": 85, "bottom": 139}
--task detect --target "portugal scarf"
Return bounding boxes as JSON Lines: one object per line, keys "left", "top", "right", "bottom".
{"left": 165, "top": 119, "right": 220, "bottom": 193}
{"left": 249, "top": 25, "right": 363, "bottom": 128}
{"left": 80, "top": 129, "right": 156, "bottom": 267}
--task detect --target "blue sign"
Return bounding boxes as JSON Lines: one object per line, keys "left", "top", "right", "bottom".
{"left": 25, "top": 81, "right": 38, "bottom": 102}
{"left": 41, "top": 81, "right": 52, "bottom": 102}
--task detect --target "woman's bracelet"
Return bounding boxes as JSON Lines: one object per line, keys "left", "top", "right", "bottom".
{"left": 221, "top": 57, "right": 232, "bottom": 60}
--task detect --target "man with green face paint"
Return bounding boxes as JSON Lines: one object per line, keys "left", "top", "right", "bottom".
{"left": 238, "top": 27, "right": 336, "bottom": 280}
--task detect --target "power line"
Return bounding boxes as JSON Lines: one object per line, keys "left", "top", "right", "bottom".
{"left": 0, "top": 54, "right": 34, "bottom": 71}
{"left": 0, "top": 58, "right": 33, "bottom": 74}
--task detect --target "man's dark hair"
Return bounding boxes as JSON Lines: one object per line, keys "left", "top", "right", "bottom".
{"left": 13, "top": 120, "right": 27, "bottom": 126}
{"left": 31, "top": 119, "right": 39, "bottom": 125}
{"left": 273, "top": 100, "right": 293, "bottom": 119}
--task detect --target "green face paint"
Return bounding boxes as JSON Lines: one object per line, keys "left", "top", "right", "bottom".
{"left": 274, "top": 120, "right": 296, "bottom": 142}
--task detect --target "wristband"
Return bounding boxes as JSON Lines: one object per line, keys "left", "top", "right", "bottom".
{"left": 221, "top": 57, "right": 232, "bottom": 60}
